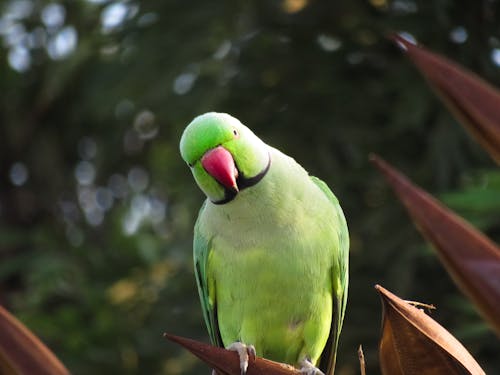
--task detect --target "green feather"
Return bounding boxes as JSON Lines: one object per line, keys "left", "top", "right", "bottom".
{"left": 310, "top": 176, "right": 349, "bottom": 373}
{"left": 193, "top": 201, "right": 222, "bottom": 347}
{"left": 182, "top": 113, "right": 349, "bottom": 375}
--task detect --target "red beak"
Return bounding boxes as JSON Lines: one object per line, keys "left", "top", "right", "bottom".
{"left": 201, "top": 146, "right": 239, "bottom": 191}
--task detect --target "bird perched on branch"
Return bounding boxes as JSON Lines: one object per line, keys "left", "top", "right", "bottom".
{"left": 180, "top": 112, "right": 349, "bottom": 375}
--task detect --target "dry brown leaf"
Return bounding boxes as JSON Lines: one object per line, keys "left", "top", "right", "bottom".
{"left": 0, "top": 305, "right": 70, "bottom": 375}
{"left": 376, "top": 285, "right": 485, "bottom": 375}
{"left": 164, "top": 333, "right": 300, "bottom": 375}
{"left": 391, "top": 34, "right": 500, "bottom": 164}
{"left": 370, "top": 155, "right": 500, "bottom": 336}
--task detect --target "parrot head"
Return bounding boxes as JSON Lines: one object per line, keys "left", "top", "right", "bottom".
{"left": 180, "top": 112, "right": 270, "bottom": 204}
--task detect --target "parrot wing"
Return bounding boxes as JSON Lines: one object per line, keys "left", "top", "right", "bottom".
{"left": 311, "top": 176, "right": 349, "bottom": 375}
{"left": 193, "top": 201, "right": 223, "bottom": 347}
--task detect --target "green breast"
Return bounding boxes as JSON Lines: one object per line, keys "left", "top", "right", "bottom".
{"left": 198, "top": 147, "right": 342, "bottom": 365}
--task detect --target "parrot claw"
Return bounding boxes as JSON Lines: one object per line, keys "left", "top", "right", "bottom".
{"left": 227, "top": 341, "right": 256, "bottom": 375}
{"left": 299, "top": 358, "right": 325, "bottom": 375}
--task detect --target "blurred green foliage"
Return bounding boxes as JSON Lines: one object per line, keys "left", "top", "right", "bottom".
{"left": 0, "top": 0, "right": 499, "bottom": 374}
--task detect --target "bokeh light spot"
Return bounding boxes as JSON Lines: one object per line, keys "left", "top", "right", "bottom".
{"left": 96, "top": 187, "right": 114, "bottom": 211}
{"left": 41, "top": 3, "right": 66, "bottom": 29}
{"left": 101, "top": 2, "right": 128, "bottom": 32}
{"left": 317, "top": 34, "right": 342, "bottom": 52}
{"left": 9, "top": 162, "right": 29, "bottom": 186}
{"left": 108, "top": 174, "right": 129, "bottom": 199}
{"left": 5, "top": 0, "right": 33, "bottom": 21}
{"left": 450, "top": 26, "right": 468, "bottom": 44}
{"left": 133, "top": 110, "right": 158, "bottom": 140}
{"left": 491, "top": 48, "right": 500, "bottom": 67}
{"left": 213, "top": 40, "right": 231, "bottom": 60}
{"left": 282, "top": 0, "right": 308, "bottom": 14}
{"left": 173, "top": 72, "right": 197, "bottom": 95}
{"left": 128, "top": 167, "right": 149, "bottom": 192}
{"left": 8, "top": 46, "right": 30, "bottom": 72}
{"left": 47, "top": 25, "right": 78, "bottom": 60}
{"left": 75, "top": 161, "right": 96, "bottom": 186}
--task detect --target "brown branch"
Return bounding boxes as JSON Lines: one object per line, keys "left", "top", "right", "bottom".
{"left": 164, "top": 333, "right": 300, "bottom": 375}
{"left": 357, "top": 345, "right": 366, "bottom": 375}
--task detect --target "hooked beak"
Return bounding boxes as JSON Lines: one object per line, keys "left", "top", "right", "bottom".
{"left": 201, "top": 146, "right": 239, "bottom": 192}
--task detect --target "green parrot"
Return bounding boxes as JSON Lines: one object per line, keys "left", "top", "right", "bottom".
{"left": 180, "top": 112, "right": 349, "bottom": 375}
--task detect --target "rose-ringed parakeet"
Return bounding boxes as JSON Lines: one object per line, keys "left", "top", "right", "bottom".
{"left": 180, "top": 112, "right": 349, "bottom": 375}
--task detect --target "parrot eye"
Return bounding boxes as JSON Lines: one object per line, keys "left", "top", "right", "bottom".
{"left": 187, "top": 162, "right": 194, "bottom": 168}
{"left": 232, "top": 129, "right": 239, "bottom": 138}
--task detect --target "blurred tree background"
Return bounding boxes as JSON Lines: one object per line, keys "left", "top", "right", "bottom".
{"left": 0, "top": 0, "right": 499, "bottom": 374}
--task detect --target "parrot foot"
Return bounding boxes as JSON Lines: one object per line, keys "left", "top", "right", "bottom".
{"left": 226, "top": 341, "right": 256, "bottom": 375}
{"left": 298, "top": 358, "right": 325, "bottom": 375}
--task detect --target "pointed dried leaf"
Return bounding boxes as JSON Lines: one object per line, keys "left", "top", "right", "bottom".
{"left": 376, "top": 285, "right": 485, "bottom": 375}
{"left": 371, "top": 155, "right": 500, "bottom": 336}
{"left": 391, "top": 34, "right": 500, "bottom": 163}
{"left": 0, "top": 305, "right": 70, "bottom": 375}
{"left": 164, "top": 333, "right": 300, "bottom": 375}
